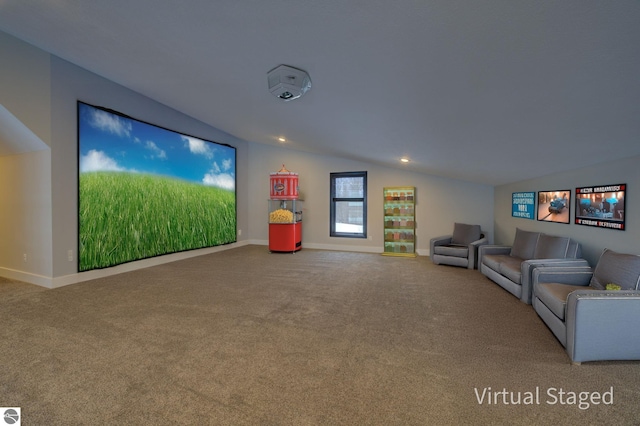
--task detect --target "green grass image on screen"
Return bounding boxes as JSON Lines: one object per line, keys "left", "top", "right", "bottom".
{"left": 79, "top": 172, "right": 236, "bottom": 271}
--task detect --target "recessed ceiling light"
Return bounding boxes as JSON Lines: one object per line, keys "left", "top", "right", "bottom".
{"left": 278, "top": 137, "right": 286, "bottom": 142}
{"left": 400, "top": 158, "right": 410, "bottom": 163}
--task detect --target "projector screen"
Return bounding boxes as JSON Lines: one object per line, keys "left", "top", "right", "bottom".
{"left": 78, "top": 101, "right": 237, "bottom": 271}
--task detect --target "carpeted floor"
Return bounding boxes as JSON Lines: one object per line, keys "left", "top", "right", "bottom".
{"left": 1, "top": 245, "right": 639, "bottom": 425}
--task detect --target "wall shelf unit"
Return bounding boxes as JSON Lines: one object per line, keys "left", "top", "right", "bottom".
{"left": 382, "top": 186, "right": 416, "bottom": 257}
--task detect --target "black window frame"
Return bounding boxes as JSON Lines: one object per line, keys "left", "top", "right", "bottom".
{"left": 330, "top": 171, "right": 367, "bottom": 238}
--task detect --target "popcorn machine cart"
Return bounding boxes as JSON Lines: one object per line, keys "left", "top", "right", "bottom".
{"left": 268, "top": 199, "right": 303, "bottom": 252}
{"left": 268, "top": 165, "right": 302, "bottom": 253}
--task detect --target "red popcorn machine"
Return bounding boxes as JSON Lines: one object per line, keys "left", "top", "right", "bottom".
{"left": 269, "top": 165, "right": 302, "bottom": 252}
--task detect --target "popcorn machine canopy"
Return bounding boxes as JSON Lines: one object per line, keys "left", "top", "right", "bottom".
{"left": 270, "top": 164, "right": 299, "bottom": 200}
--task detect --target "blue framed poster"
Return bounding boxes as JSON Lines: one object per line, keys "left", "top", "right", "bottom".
{"left": 512, "top": 192, "right": 535, "bottom": 219}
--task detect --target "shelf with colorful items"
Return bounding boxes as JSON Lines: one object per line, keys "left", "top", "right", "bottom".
{"left": 382, "top": 186, "right": 416, "bottom": 257}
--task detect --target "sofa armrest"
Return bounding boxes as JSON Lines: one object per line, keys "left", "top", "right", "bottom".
{"left": 520, "top": 259, "right": 591, "bottom": 304}
{"left": 467, "top": 237, "right": 489, "bottom": 269}
{"left": 470, "top": 236, "right": 489, "bottom": 248}
{"left": 429, "top": 235, "right": 452, "bottom": 257}
{"left": 565, "top": 290, "right": 640, "bottom": 363}
{"left": 430, "top": 235, "right": 453, "bottom": 247}
{"left": 478, "top": 245, "right": 511, "bottom": 267}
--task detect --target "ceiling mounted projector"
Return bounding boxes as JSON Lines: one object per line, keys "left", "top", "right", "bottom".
{"left": 267, "top": 65, "right": 312, "bottom": 101}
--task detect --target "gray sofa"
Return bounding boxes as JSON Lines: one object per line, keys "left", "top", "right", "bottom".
{"left": 532, "top": 249, "right": 640, "bottom": 363}
{"left": 430, "top": 223, "right": 488, "bottom": 269}
{"left": 478, "top": 228, "right": 587, "bottom": 304}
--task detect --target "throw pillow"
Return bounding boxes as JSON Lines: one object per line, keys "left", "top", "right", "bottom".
{"left": 451, "top": 223, "right": 481, "bottom": 245}
{"left": 510, "top": 228, "right": 541, "bottom": 260}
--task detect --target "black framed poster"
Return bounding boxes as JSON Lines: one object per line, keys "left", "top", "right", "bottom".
{"left": 537, "top": 190, "right": 570, "bottom": 224}
{"left": 575, "top": 184, "right": 626, "bottom": 230}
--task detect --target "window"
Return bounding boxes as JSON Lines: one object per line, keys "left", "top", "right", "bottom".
{"left": 330, "top": 171, "right": 367, "bottom": 238}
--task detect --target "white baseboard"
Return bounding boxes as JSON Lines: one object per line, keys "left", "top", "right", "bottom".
{"left": 302, "top": 242, "right": 383, "bottom": 253}
{"left": 252, "top": 239, "right": 405, "bottom": 255}
{"left": 2, "top": 240, "right": 427, "bottom": 289}
{"left": 1, "top": 241, "right": 251, "bottom": 289}
{"left": 0, "top": 267, "right": 53, "bottom": 288}
{"left": 252, "top": 239, "right": 428, "bottom": 256}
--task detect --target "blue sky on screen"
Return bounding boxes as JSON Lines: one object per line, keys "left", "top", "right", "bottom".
{"left": 78, "top": 103, "right": 235, "bottom": 191}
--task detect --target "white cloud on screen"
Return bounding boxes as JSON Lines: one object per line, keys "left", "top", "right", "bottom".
{"left": 145, "top": 140, "right": 167, "bottom": 159}
{"left": 89, "top": 109, "right": 132, "bottom": 137}
{"left": 183, "top": 136, "right": 214, "bottom": 159}
{"left": 203, "top": 172, "right": 235, "bottom": 191}
{"left": 80, "top": 149, "right": 125, "bottom": 172}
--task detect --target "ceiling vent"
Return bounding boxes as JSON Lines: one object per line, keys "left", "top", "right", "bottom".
{"left": 267, "top": 65, "right": 312, "bottom": 101}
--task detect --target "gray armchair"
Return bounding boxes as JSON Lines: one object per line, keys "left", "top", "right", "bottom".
{"left": 430, "top": 223, "right": 488, "bottom": 269}
{"left": 532, "top": 248, "right": 640, "bottom": 364}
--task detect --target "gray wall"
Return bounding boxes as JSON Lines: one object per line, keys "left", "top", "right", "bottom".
{"left": 247, "top": 142, "right": 494, "bottom": 254}
{"left": 0, "top": 150, "right": 53, "bottom": 282}
{"left": 48, "top": 56, "right": 250, "bottom": 280}
{"left": 11, "top": 26, "right": 636, "bottom": 286}
{"left": 494, "top": 155, "right": 640, "bottom": 266}
{"left": 0, "top": 26, "right": 496, "bottom": 287}
{"left": 0, "top": 31, "right": 250, "bottom": 286}
{"left": 0, "top": 32, "right": 53, "bottom": 285}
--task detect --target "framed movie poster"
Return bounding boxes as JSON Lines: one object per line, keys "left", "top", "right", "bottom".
{"left": 537, "top": 190, "right": 571, "bottom": 224}
{"left": 512, "top": 192, "right": 535, "bottom": 219}
{"left": 575, "top": 183, "right": 626, "bottom": 230}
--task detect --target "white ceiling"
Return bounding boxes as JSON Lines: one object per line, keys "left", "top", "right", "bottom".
{"left": 1, "top": 1, "right": 639, "bottom": 185}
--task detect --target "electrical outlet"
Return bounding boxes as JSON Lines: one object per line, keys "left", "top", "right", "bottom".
{"left": 23, "top": 253, "right": 27, "bottom": 262}
{"left": 68, "top": 250, "right": 73, "bottom": 262}
{"left": 238, "top": 229, "right": 242, "bottom": 236}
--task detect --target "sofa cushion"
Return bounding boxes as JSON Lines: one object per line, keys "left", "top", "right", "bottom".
{"left": 533, "top": 234, "right": 570, "bottom": 259}
{"left": 499, "top": 256, "right": 525, "bottom": 284}
{"left": 590, "top": 249, "right": 640, "bottom": 290}
{"left": 433, "top": 245, "right": 469, "bottom": 258}
{"left": 510, "top": 228, "right": 540, "bottom": 260}
{"left": 451, "top": 223, "right": 481, "bottom": 245}
{"left": 535, "top": 283, "right": 588, "bottom": 320}
{"left": 482, "top": 254, "right": 510, "bottom": 272}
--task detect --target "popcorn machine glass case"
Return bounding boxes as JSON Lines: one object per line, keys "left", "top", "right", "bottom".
{"left": 268, "top": 199, "right": 303, "bottom": 252}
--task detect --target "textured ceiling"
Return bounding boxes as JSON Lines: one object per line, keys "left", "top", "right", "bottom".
{"left": 1, "top": 0, "right": 639, "bottom": 185}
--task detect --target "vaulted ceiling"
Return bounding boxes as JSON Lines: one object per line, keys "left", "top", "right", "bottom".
{"left": 1, "top": 1, "right": 639, "bottom": 185}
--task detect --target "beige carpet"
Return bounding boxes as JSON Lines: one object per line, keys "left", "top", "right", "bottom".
{"left": 1, "top": 245, "right": 639, "bottom": 425}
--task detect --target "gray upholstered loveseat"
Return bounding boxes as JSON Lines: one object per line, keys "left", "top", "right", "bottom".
{"left": 532, "top": 248, "right": 640, "bottom": 363}
{"left": 478, "top": 228, "right": 587, "bottom": 304}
